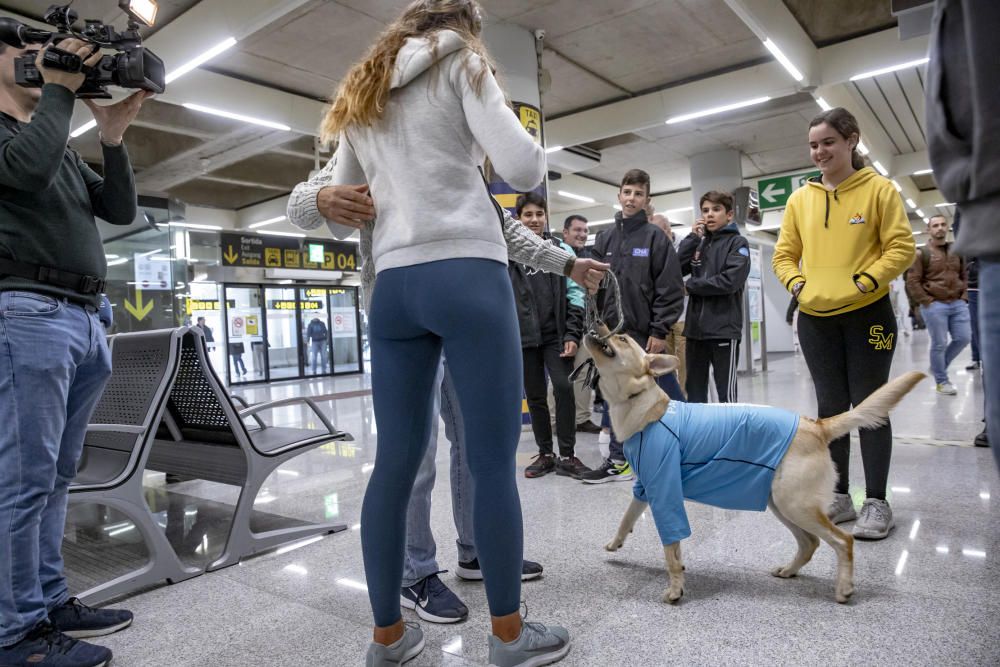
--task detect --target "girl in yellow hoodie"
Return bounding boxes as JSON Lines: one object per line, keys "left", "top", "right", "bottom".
{"left": 773, "top": 107, "right": 914, "bottom": 540}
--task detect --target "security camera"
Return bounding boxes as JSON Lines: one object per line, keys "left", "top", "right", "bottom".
{"left": 534, "top": 28, "right": 545, "bottom": 40}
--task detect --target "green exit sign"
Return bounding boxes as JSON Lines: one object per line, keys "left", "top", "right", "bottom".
{"left": 307, "top": 243, "right": 325, "bottom": 263}
{"left": 757, "top": 170, "right": 821, "bottom": 210}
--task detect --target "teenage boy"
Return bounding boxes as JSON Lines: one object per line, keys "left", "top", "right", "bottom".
{"left": 582, "top": 169, "right": 685, "bottom": 483}
{"left": 677, "top": 191, "right": 751, "bottom": 403}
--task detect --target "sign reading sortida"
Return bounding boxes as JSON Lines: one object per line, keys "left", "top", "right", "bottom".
{"left": 220, "top": 233, "right": 359, "bottom": 271}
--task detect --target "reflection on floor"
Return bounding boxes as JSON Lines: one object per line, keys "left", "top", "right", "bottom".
{"left": 63, "top": 330, "right": 997, "bottom": 666}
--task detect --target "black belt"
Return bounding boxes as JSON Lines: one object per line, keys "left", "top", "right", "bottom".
{"left": 0, "top": 258, "right": 106, "bottom": 295}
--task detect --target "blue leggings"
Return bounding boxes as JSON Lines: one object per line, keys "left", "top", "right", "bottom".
{"left": 362, "top": 258, "right": 524, "bottom": 627}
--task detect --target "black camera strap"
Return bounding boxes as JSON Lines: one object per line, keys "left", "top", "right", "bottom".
{"left": 0, "top": 257, "right": 106, "bottom": 295}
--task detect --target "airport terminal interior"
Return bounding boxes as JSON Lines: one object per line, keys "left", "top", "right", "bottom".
{"left": 0, "top": 0, "right": 996, "bottom": 665}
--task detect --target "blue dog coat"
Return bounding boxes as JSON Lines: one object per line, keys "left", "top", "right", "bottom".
{"left": 623, "top": 401, "right": 799, "bottom": 545}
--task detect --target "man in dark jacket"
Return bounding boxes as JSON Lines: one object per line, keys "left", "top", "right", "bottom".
{"left": 510, "top": 194, "right": 589, "bottom": 479}
{"left": 582, "top": 169, "right": 685, "bottom": 484}
{"left": 678, "top": 190, "right": 751, "bottom": 403}
{"left": 306, "top": 316, "right": 330, "bottom": 374}
{"left": 1, "top": 40, "right": 148, "bottom": 664}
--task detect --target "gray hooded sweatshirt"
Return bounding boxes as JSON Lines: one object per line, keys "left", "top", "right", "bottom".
{"left": 328, "top": 29, "right": 546, "bottom": 274}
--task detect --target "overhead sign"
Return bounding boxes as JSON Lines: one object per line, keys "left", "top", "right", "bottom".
{"left": 757, "top": 170, "right": 820, "bottom": 210}
{"left": 220, "top": 233, "right": 359, "bottom": 272}
{"left": 269, "top": 300, "right": 323, "bottom": 311}
{"left": 133, "top": 252, "right": 170, "bottom": 290}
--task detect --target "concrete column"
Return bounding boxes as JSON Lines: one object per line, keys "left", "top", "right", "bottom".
{"left": 689, "top": 149, "right": 743, "bottom": 212}
{"left": 482, "top": 23, "right": 546, "bottom": 217}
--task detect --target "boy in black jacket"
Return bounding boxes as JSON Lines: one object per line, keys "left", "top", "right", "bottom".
{"left": 582, "top": 169, "right": 685, "bottom": 484}
{"left": 678, "top": 190, "right": 751, "bottom": 403}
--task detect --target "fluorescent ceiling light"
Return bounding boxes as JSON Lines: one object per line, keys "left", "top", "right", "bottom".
{"left": 589, "top": 218, "right": 615, "bottom": 225}
{"left": 915, "top": 209, "right": 926, "bottom": 217}
{"left": 891, "top": 180, "right": 902, "bottom": 192}
{"left": 107, "top": 258, "right": 129, "bottom": 266}
{"left": 249, "top": 215, "right": 287, "bottom": 229}
{"left": 165, "top": 37, "right": 238, "bottom": 84}
{"left": 905, "top": 198, "right": 917, "bottom": 209}
{"left": 613, "top": 204, "right": 622, "bottom": 210}
{"left": 872, "top": 160, "right": 889, "bottom": 176}
{"left": 70, "top": 119, "right": 97, "bottom": 138}
{"left": 815, "top": 96, "right": 832, "bottom": 111}
{"left": 935, "top": 202, "right": 956, "bottom": 208}
{"left": 168, "top": 222, "right": 222, "bottom": 231}
{"left": 545, "top": 145, "right": 564, "bottom": 154}
{"left": 666, "top": 206, "right": 694, "bottom": 214}
{"left": 666, "top": 96, "right": 771, "bottom": 124}
{"left": 105, "top": 254, "right": 120, "bottom": 260}
{"left": 182, "top": 103, "right": 291, "bottom": 131}
{"left": 257, "top": 230, "right": 305, "bottom": 238}
{"left": 922, "top": 218, "right": 929, "bottom": 224}
{"left": 856, "top": 140, "right": 870, "bottom": 156}
{"left": 557, "top": 190, "right": 595, "bottom": 204}
{"left": 850, "top": 57, "right": 929, "bottom": 81}
{"left": 763, "top": 38, "right": 804, "bottom": 82}
{"left": 912, "top": 168, "right": 933, "bottom": 175}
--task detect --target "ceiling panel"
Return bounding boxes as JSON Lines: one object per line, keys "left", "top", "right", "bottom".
{"left": 782, "top": 0, "right": 896, "bottom": 47}
{"left": 169, "top": 180, "right": 283, "bottom": 210}
{"left": 540, "top": 49, "right": 626, "bottom": 117}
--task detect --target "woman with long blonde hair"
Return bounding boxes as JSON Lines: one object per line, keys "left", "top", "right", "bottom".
{"left": 319, "top": 1, "right": 573, "bottom": 664}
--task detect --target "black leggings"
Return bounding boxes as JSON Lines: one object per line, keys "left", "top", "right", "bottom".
{"left": 797, "top": 296, "right": 897, "bottom": 500}
{"left": 522, "top": 343, "right": 576, "bottom": 457}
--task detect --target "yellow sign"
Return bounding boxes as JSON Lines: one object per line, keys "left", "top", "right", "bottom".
{"left": 519, "top": 106, "right": 542, "bottom": 143}
{"left": 323, "top": 251, "right": 357, "bottom": 271}
{"left": 284, "top": 249, "right": 301, "bottom": 268}
{"left": 246, "top": 315, "right": 259, "bottom": 336}
{"left": 223, "top": 245, "right": 239, "bottom": 264}
{"left": 125, "top": 288, "right": 153, "bottom": 321}
{"left": 305, "top": 288, "right": 326, "bottom": 298}
{"left": 265, "top": 247, "right": 282, "bottom": 267}
{"left": 269, "top": 300, "right": 322, "bottom": 311}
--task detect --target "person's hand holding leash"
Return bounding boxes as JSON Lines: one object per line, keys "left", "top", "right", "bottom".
{"left": 646, "top": 335, "right": 666, "bottom": 354}
{"left": 561, "top": 340, "right": 578, "bottom": 358}
{"left": 571, "top": 258, "right": 609, "bottom": 294}
{"left": 317, "top": 184, "right": 375, "bottom": 228}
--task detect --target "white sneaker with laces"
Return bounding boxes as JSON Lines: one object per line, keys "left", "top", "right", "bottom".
{"left": 936, "top": 382, "right": 958, "bottom": 395}
{"left": 827, "top": 492, "right": 857, "bottom": 524}
{"left": 853, "top": 498, "right": 894, "bottom": 540}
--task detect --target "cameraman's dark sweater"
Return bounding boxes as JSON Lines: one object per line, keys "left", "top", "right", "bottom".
{"left": 0, "top": 84, "right": 137, "bottom": 308}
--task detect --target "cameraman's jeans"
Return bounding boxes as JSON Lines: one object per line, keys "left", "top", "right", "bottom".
{"left": 0, "top": 292, "right": 112, "bottom": 646}
{"left": 402, "top": 357, "right": 476, "bottom": 586}
{"left": 922, "top": 300, "right": 971, "bottom": 385}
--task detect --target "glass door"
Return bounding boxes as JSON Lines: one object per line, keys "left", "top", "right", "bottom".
{"left": 328, "top": 287, "right": 362, "bottom": 373}
{"left": 264, "top": 286, "right": 302, "bottom": 381}
{"left": 300, "top": 288, "right": 331, "bottom": 377}
{"left": 222, "top": 285, "right": 265, "bottom": 384}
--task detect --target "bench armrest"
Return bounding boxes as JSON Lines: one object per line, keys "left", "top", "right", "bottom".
{"left": 237, "top": 396, "right": 347, "bottom": 438}
{"left": 87, "top": 424, "right": 146, "bottom": 434}
{"left": 230, "top": 394, "right": 267, "bottom": 430}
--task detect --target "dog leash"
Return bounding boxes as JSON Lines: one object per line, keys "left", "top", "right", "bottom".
{"left": 571, "top": 271, "right": 625, "bottom": 390}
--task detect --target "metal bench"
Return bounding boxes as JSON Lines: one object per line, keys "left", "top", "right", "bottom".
{"left": 69, "top": 328, "right": 202, "bottom": 605}
{"left": 149, "top": 327, "right": 352, "bottom": 571}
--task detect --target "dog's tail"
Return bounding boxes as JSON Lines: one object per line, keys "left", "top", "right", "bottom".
{"left": 819, "top": 371, "right": 926, "bottom": 442}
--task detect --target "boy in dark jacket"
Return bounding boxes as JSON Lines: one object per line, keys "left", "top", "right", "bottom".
{"left": 510, "top": 193, "right": 589, "bottom": 479}
{"left": 678, "top": 191, "right": 751, "bottom": 403}
{"left": 582, "top": 169, "right": 685, "bottom": 484}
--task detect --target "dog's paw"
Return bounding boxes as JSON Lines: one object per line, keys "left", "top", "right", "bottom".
{"left": 835, "top": 582, "right": 855, "bottom": 603}
{"left": 770, "top": 565, "right": 798, "bottom": 579}
{"left": 605, "top": 537, "right": 625, "bottom": 552}
{"left": 662, "top": 586, "right": 684, "bottom": 604}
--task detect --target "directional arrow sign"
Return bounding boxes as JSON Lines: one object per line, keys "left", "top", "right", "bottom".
{"left": 223, "top": 245, "right": 239, "bottom": 264}
{"left": 124, "top": 288, "right": 153, "bottom": 321}
{"left": 757, "top": 170, "right": 820, "bottom": 210}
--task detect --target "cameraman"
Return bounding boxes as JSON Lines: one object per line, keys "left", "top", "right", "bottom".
{"left": 1, "top": 39, "right": 148, "bottom": 666}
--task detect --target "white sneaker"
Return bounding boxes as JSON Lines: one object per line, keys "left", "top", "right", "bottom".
{"left": 936, "top": 382, "right": 958, "bottom": 395}
{"left": 597, "top": 430, "right": 610, "bottom": 445}
{"left": 827, "top": 493, "right": 857, "bottom": 524}
{"left": 854, "top": 498, "right": 894, "bottom": 540}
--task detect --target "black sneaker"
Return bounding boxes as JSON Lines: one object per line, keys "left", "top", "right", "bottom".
{"left": 0, "top": 621, "right": 111, "bottom": 666}
{"left": 455, "top": 558, "right": 543, "bottom": 582}
{"left": 580, "top": 459, "right": 634, "bottom": 484}
{"left": 975, "top": 429, "right": 989, "bottom": 447}
{"left": 966, "top": 361, "right": 981, "bottom": 370}
{"left": 576, "top": 421, "right": 601, "bottom": 434}
{"left": 400, "top": 573, "right": 468, "bottom": 624}
{"left": 556, "top": 456, "right": 592, "bottom": 479}
{"left": 524, "top": 453, "right": 556, "bottom": 478}
{"left": 49, "top": 598, "right": 133, "bottom": 639}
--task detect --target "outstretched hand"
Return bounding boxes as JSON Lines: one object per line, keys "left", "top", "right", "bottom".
{"left": 83, "top": 90, "right": 152, "bottom": 145}
{"left": 571, "top": 258, "right": 610, "bottom": 294}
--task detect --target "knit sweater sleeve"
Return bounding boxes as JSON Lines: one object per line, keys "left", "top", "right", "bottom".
{"left": 502, "top": 209, "right": 572, "bottom": 275}
{"left": 287, "top": 154, "right": 336, "bottom": 232}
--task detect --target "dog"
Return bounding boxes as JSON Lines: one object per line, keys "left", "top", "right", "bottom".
{"left": 583, "top": 323, "right": 924, "bottom": 604}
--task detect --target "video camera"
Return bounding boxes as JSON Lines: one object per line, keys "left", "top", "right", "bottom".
{"left": 0, "top": 1, "right": 165, "bottom": 99}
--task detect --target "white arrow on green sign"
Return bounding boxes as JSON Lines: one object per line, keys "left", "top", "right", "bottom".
{"left": 757, "top": 170, "right": 820, "bottom": 210}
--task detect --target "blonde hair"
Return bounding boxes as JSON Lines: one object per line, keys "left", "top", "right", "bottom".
{"left": 320, "top": 0, "right": 494, "bottom": 144}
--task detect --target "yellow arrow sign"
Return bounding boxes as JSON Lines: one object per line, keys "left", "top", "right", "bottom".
{"left": 124, "top": 288, "right": 154, "bottom": 321}
{"left": 224, "top": 245, "right": 239, "bottom": 264}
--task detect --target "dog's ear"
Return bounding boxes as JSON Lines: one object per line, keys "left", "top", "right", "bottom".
{"left": 646, "top": 354, "right": 679, "bottom": 377}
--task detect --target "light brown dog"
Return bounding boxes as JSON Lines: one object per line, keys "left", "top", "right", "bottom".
{"left": 584, "top": 324, "right": 924, "bottom": 603}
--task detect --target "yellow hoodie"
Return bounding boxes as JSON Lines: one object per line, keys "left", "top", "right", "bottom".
{"left": 772, "top": 167, "right": 915, "bottom": 317}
